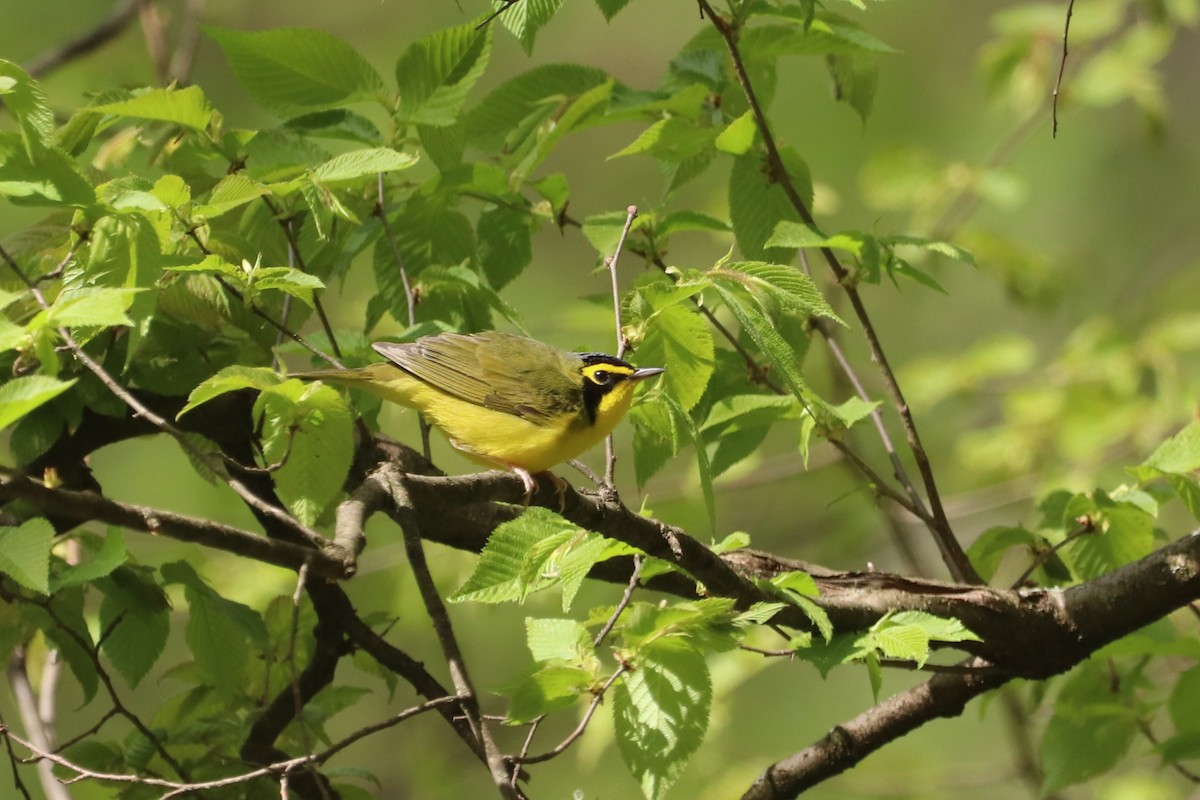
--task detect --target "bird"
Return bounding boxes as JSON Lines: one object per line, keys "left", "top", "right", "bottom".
{"left": 291, "top": 331, "right": 665, "bottom": 499}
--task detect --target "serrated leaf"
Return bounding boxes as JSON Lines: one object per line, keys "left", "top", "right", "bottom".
{"left": 826, "top": 52, "right": 877, "bottom": 122}
{"left": 450, "top": 507, "right": 578, "bottom": 604}
{"left": 0, "top": 59, "right": 53, "bottom": 153}
{"left": 260, "top": 381, "right": 354, "bottom": 526}
{"left": 464, "top": 63, "right": 609, "bottom": 150}
{"left": 1065, "top": 503, "right": 1155, "bottom": 581}
{"left": 710, "top": 281, "right": 811, "bottom": 402}
{"left": 613, "top": 643, "right": 711, "bottom": 799}
{"left": 0, "top": 518, "right": 54, "bottom": 593}
{"left": 713, "top": 261, "right": 842, "bottom": 323}
{"left": 477, "top": 206, "right": 533, "bottom": 290}
{"left": 1143, "top": 420, "right": 1200, "bottom": 475}
{"left": 526, "top": 617, "right": 592, "bottom": 663}
{"left": 595, "top": 0, "right": 635, "bottom": 21}
{"left": 161, "top": 561, "right": 267, "bottom": 692}
{"left": 208, "top": 27, "right": 387, "bottom": 116}
{"left": 637, "top": 304, "right": 714, "bottom": 413}
{"left": 311, "top": 147, "right": 417, "bottom": 182}
{"left": 0, "top": 134, "right": 95, "bottom": 207}
{"left": 90, "top": 86, "right": 215, "bottom": 131}
{"left": 54, "top": 529, "right": 127, "bottom": 589}
{"left": 729, "top": 148, "right": 811, "bottom": 263}
{"left": 193, "top": 173, "right": 271, "bottom": 219}
{"left": 40, "top": 287, "right": 139, "bottom": 329}
{"left": 179, "top": 365, "right": 282, "bottom": 418}
{"left": 496, "top": 0, "right": 565, "bottom": 54}
{"left": 97, "top": 571, "right": 169, "bottom": 687}
{"left": 248, "top": 266, "right": 326, "bottom": 306}
{"left": 396, "top": 24, "right": 491, "bottom": 127}
{"left": 967, "top": 525, "right": 1037, "bottom": 582}
{"left": 1041, "top": 663, "right": 1138, "bottom": 793}
{"left": 714, "top": 111, "right": 756, "bottom": 155}
{"left": 0, "top": 375, "right": 75, "bottom": 430}
{"left": 505, "top": 664, "right": 593, "bottom": 724}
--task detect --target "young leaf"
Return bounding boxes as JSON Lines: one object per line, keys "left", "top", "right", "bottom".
{"left": 310, "top": 147, "right": 418, "bottom": 182}
{"left": 1142, "top": 419, "right": 1200, "bottom": 475}
{"left": 40, "top": 287, "right": 140, "bottom": 329}
{"left": 54, "top": 529, "right": 128, "bottom": 590}
{"left": 161, "top": 561, "right": 267, "bottom": 692}
{"left": 0, "top": 518, "right": 55, "bottom": 594}
{"left": 450, "top": 507, "right": 580, "bottom": 604}
{"left": 207, "top": 27, "right": 387, "bottom": 116}
{"left": 635, "top": 304, "right": 714, "bottom": 413}
{"left": 826, "top": 52, "right": 878, "bottom": 123}
{"left": 0, "top": 59, "right": 53, "bottom": 153}
{"left": 97, "top": 568, "right": 170, "bottom": 687}
{"left": 90, "top": 86, "right": 215, "bottom": 131}
{"left": 1041, "top": 661, "right": 1138, "bottom": 793}
{"left": 178, "top": 365, "right": 282, "bottom": 419}
{"left": 728, "top": 151, "right": 803, "bottom": 263}
{"left": 396, "top": 24, "right": 492, "bottom": 127}
{"left": 259, "top": 381, "right": 355, "bottom": 526}
{"left": 496, "top": 0, "right": 565, "bottom": 54}
{"left": 0, "top": 375, "right": 76, "bottom": 431}
{"left": 525, "top": 617, "right": 593, "bottom": 664}
{"left": 613, "top": 643, "right": 711, "bottom": 800}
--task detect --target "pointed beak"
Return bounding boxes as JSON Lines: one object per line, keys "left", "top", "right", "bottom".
{"left": 630, "top": 367, "right": 665, "bottom": 382}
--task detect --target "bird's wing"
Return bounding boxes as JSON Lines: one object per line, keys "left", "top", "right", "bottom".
{"left": 372, "top": 332, "right": 582, "bottom": 423}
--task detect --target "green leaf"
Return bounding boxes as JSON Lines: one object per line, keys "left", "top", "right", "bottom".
{"left": 609, "top": 117, "right": 717, "bottom": 162}
{"left": 450, "top": 508, "right": 596, "bottom": 605}
{"left": 1065, "top": 502, "right": 1155, "bottom": 581}
{"left": 40, "top": 287, "right": 139, "bottom": 329}
{"left": 54, "top": 529, "right": 127, "bottom": 590}
{"left": 0, "top": 59, "right": 54, "bottom": 153}
{"left": 90, "top": 86, "right": 215, "bottom": 131}
{"left": 967, "top": 525, "right": 1037, "bottom": 582}
{"left": 477, "top": 207, "right": 534, "bottom": 290}
{"left": 464, "top": 64, "right": 609, "bottom": 149}
{"left": 396, "top": 24, "right": 491, "bottom": 126}
{"left": 0, "top": 375, "right": 77, "bottom": 431}
{"left": 259, "top": 381, "right": 355, "bottom": 526}
{"left": 161, "top": 561, "right": 267, "bottom": 692}
{"left": 495, "top": 0, "right": 565, "bottom": 54}
{"left": 636, "top": 304, "right": 714, "bottom": 413}
{"left": 715, "top": 261, "right": 842, "bottom": 323}
{"left": 1143, "top": 420, "right": 1200, "bottom": 475}
{"left": 247, "top": 266, "right": 327, "bottom": 307}
{"left": 311, "top": 147, "right": 418, "bottom": 182}
{"left": 193, "top": 174, "right": 271, "bottom": 219}
{"left": 506, "top": 664, "right": 593, "bottom": 724}
{"left": 826, "top": 52, "right": 878, "bottom": 122}
{"left": 714, "top": 111, "right": 756, "bottom": 155}
{"left": 728, "top": 149, "right": 810, "bottom": 262}
{"left": 97, "top": 568, "right": 170, "bottom": 687}
{"left": 1169, "top": 665, "right": 1200, "bottom": 735}
{"left": 871, "top": 620, "right": 930, "bottom": 666}
{"left": 595, "top": 0, "right": 636, "bottom": 21}
{"left": 709, "top": 281, "right": 811, "bottom": 402}
{"left": 1041, "top": 661, "right": 1138, "bottom": 793}
{"left": 613, "top": 643, "right": 711, "bottom": 800}
{"left": 0, "top": 135, "right": 96, "bottom": 207}
{"left": 29, "top": 591, "right": 98, "bottom": 701}
{"left": 179, "top": 365, "right": 282, "bottom": 418}
{"left": 1167, "top": 475, "right": 1200, "bottom": 523}
{"left": 207, "top": 27, "right": 387, "bottom": 116}
{"left": 525, "top": 617, "right": 593, "bottom": 663}
{"left": 0, "top": 518, "right": 54, "bottom": 594}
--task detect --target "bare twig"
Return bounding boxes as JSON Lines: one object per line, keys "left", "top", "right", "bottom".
{"left": 476, "top": 0, "right": 522, "bottom": 30}
{"left": 516, "top": 665, "right": 629, "bottom": 765}
{"left": 695, "top": 0, "right": 978, "bottom": 584}
{"left": 168, "top": 0, "right": 207, "bottom": 83}
{"left": 1053, "top": 0, "right": 1076, "bottom": 138}
{"left": 24, "top": 0, "right": 141, "bottom": 78}
{"left": 603, "top": 205, "right": 639, "bottom": 487}
{"left": 593, "top": 555, "right": 643, "bottom": 648}
{"left": 384, "top": 472, "right": 517, "bottom": 799}
{"left": 0, "top": 711, "right": 34, "bottom": 800}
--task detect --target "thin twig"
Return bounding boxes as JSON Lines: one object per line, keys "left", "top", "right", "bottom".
{"left": 0, "top": 712, "right": 33, "bottom": 800}
{"left": 696, "top": 0, "right": 978, "bottom": 584}
{"left": 24, "top": 0, "right": 141, "bottom": 78}
{"left": 593, "top": 556, "right": 643, "bottom": 648}
{"left": 1052, "top": 0, "right": 1076, "bottom": 138}
{"left": 603, "top": 205, "right": 639, "bottom": 488}
{"left": 168, "top": 0, "right": 207, "bottom": 83}
{"left": 0, "top": 244, "right": 328, "bottom": 550}
{"left": 516, "top": 665, "right": 629, "bottom": 765}
{"left": 476, "top": 0, "right": 522, "bottom": 30}
{"left": 1009, "top": 524, "right": 1090, "bottom": 588}
{"left": 286, "top": 561, "right": 330, "bottom": 800}
{"left": 6, "top": 652, "right": 68, "bottom": 800}
{"left": 386, "top": 474, "right": 517, "bottom": 799}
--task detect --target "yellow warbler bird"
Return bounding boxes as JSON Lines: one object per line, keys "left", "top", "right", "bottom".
{"left": 292, "top": 331, "right": 664, "bottom": 497}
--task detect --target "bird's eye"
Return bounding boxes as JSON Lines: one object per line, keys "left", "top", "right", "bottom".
{"left": 592, "top": 369, "right": 611, "bottom": 385}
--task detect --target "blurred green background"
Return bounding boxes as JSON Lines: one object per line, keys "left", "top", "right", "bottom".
{"left": 3, "top": 0, "right": 1200, "bottom": 797}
